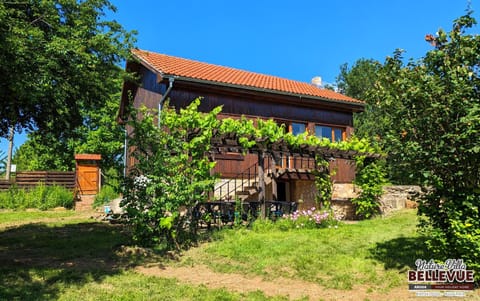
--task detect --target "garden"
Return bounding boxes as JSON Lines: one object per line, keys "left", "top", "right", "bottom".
{"left": 1, "top": 2, "right": 479, "bottom": 299}
{"left": 1, "top": 208, "right": 458, "bottom": 301}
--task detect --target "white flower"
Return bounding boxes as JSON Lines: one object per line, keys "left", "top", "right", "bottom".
{"left": 134, "top": 175, "right": 152, "bottom": 189}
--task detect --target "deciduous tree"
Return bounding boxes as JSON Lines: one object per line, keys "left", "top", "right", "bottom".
{"left": 1, "top": 0, "right": 135, "bottom": 172}
{"left": 368, "top": 12, "right": 480, "bottom": 277}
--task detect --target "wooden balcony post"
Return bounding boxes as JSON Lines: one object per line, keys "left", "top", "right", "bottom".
{"left": 270, "top": 154, "right": 277, "bottom": 201}
{"left": 258, "top": 152, "right": 266, "bottom": 219}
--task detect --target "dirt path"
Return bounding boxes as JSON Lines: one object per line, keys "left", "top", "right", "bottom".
{"left": 137, "top": 264, "right": 478, "bottom": 301}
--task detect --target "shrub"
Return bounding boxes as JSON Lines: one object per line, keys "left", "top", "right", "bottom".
{"left": 251, "top": 219, "right": 276, "bottom": 232}
{"left": 352, "top": 160, "right": 388, "bottom": 219}
{"left": 283, "top": 207, "right": 340, "bottom": 229}
{"left": 93, "top": 185, "right": 119, "bottom": 208}
{"left": 251, "top": 207, "right": 339, "bottom": 231}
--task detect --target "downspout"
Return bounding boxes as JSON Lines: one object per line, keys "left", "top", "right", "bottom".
{"left": 123, "top": 128, "right": 127, "bottom": 179}
{"left": 158, "top": 77, "right": 175, "bottom": 127}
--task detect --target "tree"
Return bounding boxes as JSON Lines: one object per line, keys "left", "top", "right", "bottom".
{"left": 13, "top": 88, "right": 125, "bottom": 172}
{"left": 122, "top": 99, "right": 220, "bottom": 248}
{"left": 0, "top": 0, "right": 135, "bottom": 139}
{"left": 336, "top": 56, "right": 413, "bottom": 182}
{"left": 366, "top": 12, "right": 480, "bottom": 278}
{"left": 1, "top": 0, "right": 135, "bottom": 172}
{"left": 336, "top": 59, "right": 387, "bottom": 140}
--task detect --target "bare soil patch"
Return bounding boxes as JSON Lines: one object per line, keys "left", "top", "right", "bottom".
{"left": 137, "top": 264, "right": 479, "bottom": 301}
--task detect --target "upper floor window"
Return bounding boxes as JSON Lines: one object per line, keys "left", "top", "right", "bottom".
{"left": 315, "top": 125, "right": 345, "bottom": 142}
{"left": 291, "top": 123, "right": 306, "bottom": 135}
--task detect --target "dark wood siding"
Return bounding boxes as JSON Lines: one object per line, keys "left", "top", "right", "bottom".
{"left": 330, "top": 159, "right": 356, "bottom": 183}
{"left": 169, "top": 89, "right": 353, "bottom": 127}
{"left": 212, "top": 153, "right": 257, "bottom": 178}
{"left": 133, "top": 87, "right": 161, "bottom": 110}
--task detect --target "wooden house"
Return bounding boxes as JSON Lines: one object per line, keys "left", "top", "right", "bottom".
{"left": 119, "top": 49, "right": 364, "bottom": 211}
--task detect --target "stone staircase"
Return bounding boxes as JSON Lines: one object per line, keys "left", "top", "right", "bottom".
{"left": 213, "top": 160, "right": 269, "bottom": 202}
{"left": 75, "top": 194, "right": 95, "bottom": 211}
{"left": 213, "top": 178, "right": 259, "bottom": 201}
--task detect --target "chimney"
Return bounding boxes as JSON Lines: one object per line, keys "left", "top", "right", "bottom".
{"left": 311, "top": 76, "right": 323, "bottom": 88}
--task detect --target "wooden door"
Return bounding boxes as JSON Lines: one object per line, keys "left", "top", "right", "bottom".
{"left": 77, "top": 165, "right": 99, "bottom": 194}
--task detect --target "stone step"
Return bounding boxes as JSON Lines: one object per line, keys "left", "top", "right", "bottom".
{"left": 75, "top": 194, "right": 96, "bottom": 211}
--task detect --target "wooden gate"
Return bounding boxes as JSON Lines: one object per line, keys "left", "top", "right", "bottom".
{"left": 77, "top": 165, "right": 99, "bottom": 194}
{"left": 75, "top": 154, "right": 101, "bottom": 195}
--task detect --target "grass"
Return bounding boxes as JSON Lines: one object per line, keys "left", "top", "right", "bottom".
{"left": 0, "top": 185, "right": 74, "bottom": 210}
{"left": 0, "top": 210, "right": 292, "bottom": 301}
{"left": 178, "top": 210, "right": 428, "bottom": 290}
{"left": 5, "top": 209, "right": 476, "bottom": 300}
{"left": 0, "top": 210, "right": 77, "bottom": 224}
{"left": 57, "top": 272, "right": 297, "bottom": 301}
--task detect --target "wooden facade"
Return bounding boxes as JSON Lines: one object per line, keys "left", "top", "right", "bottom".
{"left": 120, "top": 52, "right": 365, "bottom": 206}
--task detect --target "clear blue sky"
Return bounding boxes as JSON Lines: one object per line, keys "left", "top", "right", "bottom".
{"left": 1, "top": 0, "right": 477, "bottom": 158}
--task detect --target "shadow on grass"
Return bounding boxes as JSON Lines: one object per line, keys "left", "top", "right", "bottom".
{"left": 368, "top": 236, "right": 429, "bottom": 272}
{"left": 0, "top": 222, "right": 166, "bottom": 300}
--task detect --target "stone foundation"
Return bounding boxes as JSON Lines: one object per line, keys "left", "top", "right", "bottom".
{"left": 379, "top": 185, "right": 422, "bottom": 214}
{"left": 330, "top": 184, "right": 422, "bottom": 220}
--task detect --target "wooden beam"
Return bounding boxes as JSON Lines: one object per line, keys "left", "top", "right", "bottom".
{"left": 258, "top": 152, "right": 266, "bottom": 219}
{"left": 270, "top": 155, "right": 277, "bottom": 201}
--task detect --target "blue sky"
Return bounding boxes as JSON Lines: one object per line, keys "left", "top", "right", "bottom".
{"left": 1, "top": 0, "right": 477, "bottom": 158}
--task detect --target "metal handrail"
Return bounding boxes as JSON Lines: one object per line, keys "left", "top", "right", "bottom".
{"left": 213, "top": 155, "right": 316, "bottom": 201}
{"left": 213, "top": 160, "right": 259, "bottom": 201}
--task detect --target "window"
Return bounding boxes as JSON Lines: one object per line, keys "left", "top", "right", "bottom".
{"left": 291, "top": 123, "right": 306, "bottom": 135}
{"left": 315, "top": 125, "right": 345, "bottom": 142}
{"left": 333, "top": 128, "right": 343, "bottom": 142}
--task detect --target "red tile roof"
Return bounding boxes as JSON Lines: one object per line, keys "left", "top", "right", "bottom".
{"left": 131, "top": 49, "right": 363, "bottom": 104}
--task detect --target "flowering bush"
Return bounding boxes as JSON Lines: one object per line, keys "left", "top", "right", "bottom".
{"left": 133, "top": 175, "right": 151, "bottom": 189}
{"left": 278, "top": 207, "right": 340, "bottom": 230}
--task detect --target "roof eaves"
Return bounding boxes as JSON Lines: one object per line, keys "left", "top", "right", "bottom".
{"left": 131, "top": 51, "right": 165, "bottom": 80}
{"left": 165, "top": 75, "right": 365, "bottom": 109}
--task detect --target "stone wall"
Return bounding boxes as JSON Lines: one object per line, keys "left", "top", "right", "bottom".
{"left": 330, "top": 184, "right": 422, "bottom": 220}
{"left": 379, "top": 185, "right": 422, "bottom": 213}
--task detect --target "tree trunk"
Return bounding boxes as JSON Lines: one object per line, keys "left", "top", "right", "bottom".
{"left": 5, "top": 126, "right": 14, "bottom": 180}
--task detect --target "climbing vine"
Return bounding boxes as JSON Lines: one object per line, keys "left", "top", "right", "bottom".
{"left": 313, "top": 158, "right": 333, "bottom": 208}
{"left": 352, "top": 158, "right": 388, "bottom": 219}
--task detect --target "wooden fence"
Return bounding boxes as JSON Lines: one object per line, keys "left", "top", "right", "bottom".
{"left": 0, "top": 171, "right": 76, "bottom": 191}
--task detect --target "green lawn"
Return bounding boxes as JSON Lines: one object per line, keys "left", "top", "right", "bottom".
{"left": 0, "top": 209, "right": 77, "bottom": 224}
{"left": 179, "top": 210, "right": 428, "bottom": 290}
{"left": 0, "top": 209, "right": 451, "bottom": 300}
{"left": 0, "top": 210, "right": 286, "bottom": 301}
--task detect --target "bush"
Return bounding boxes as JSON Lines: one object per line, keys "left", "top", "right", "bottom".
{"left": 93, "top": 185, "right": 119, "bottom": 208}
{"left": 0, "top": 184, "right": 73, "bottom": 210}
{"left": 352, "top": 160, "right": 388, "bottom": 219}
{"left": 251, "top": 219, "right": 276, "bottom": 232}
{"left": 251, "top": 207, "right": 340, "bottom": 231}
{"left": 282, "top": 207, "right": 340, "bottom": 229}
